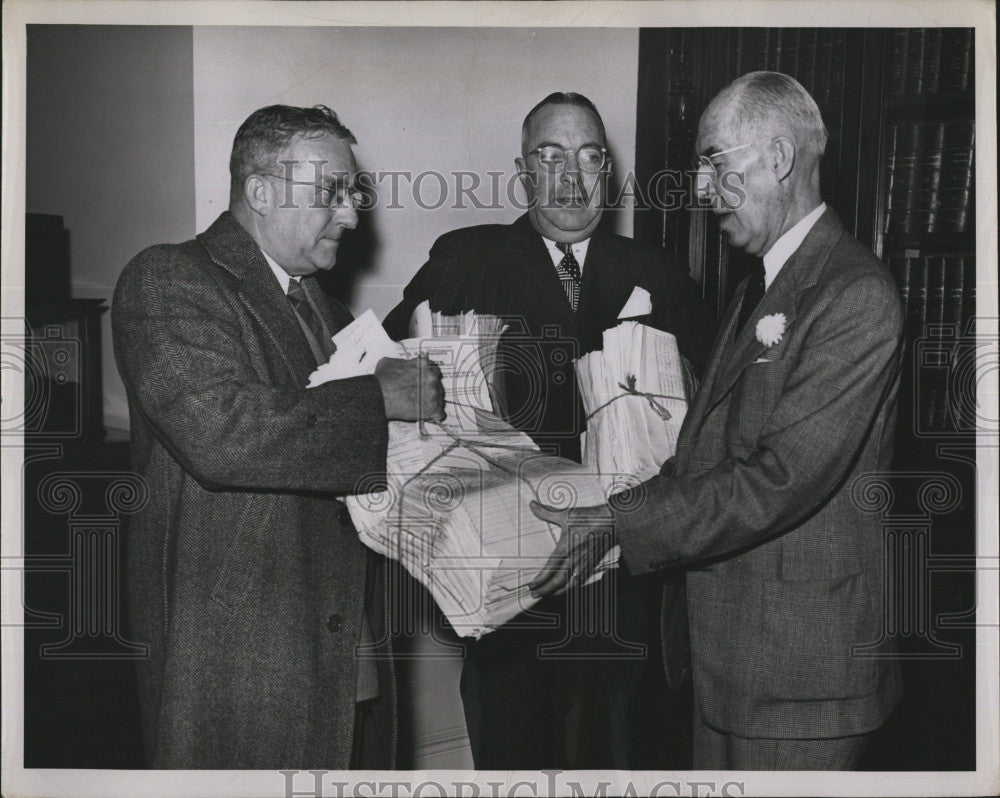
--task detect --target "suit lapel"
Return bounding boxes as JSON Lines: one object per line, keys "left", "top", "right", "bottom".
{"left": 705, "top": 208, "right": 844, "bottom": 412}
{"left": 500, "top": 215, "right": 577, "bottom": 335}
{"left": 576, "top": 228, "right": 644, "bottom": 348}
{"left": 197, "top": 213, "right": 317, "bottom": 381}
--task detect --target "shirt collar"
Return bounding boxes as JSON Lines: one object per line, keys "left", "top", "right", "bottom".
{"left": 542, "top": 236, "right": 591, "bottom": 274}
{"left": 262, "top": 249, "right": 296, "bottom": 294}
{"left": 762, "top": 202, "right": 826, "bottom": 289}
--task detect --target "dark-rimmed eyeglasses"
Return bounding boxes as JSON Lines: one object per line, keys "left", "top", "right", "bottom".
{"left": 526, "top": 145, "right": 608, "bottom": 174}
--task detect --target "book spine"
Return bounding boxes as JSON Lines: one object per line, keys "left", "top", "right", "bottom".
{"left": 909, "top": 255, "right": 929, "bottom": 340}
{"left": 961, "top": 256, "right": 975, "bottom": 335}
{"left": 889, "top": 255, "right": 914, "bottom": 319}
{"left": 923, "top": 29, "right": 942, "bottom": 94}
{"left": 889, "top": 122, "right": 923, "bottom": 234}
{"left": 828, "top": 31, "right": 846, "bottom": 101}
{"left": 926, "top": 255, "right": 947, "bottom": 326}
{"left": 797, "top": 28, "right": 817, "bottom": 95}
{"left": 813, "top": 31, "right": 831, "bottom": 103}
{"left": 919, "top": 122, "right": 945, "bottom": 233}
{"left": 905, "top": 28, "right": 926, "bottom": 94}
{"left": 940, "top": 121, "right": 975, "bottom": 233}
{"left": 940, "top": 29, "right": 973, "bottom": 92}
{"left": 779, "top": 28, "right": 799, "bottom": 75}
{"left": 943, "top": 256, "right": 965, "bottom": 328}
{"left": 766, "top": 28, "right": 781, "bottom": 71}
{"left": 889, "top": 30, "right": 909, "bottom": 95}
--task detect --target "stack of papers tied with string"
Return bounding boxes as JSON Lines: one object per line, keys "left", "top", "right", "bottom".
{"left": 307, "top": 305, "right": 612, "bottom": 638}
{"left": 576, "top": 321, "right": 689, "bottom": 493}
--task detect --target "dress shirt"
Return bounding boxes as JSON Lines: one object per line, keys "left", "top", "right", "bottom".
{"left": 762, "top": 203, "right": 826, "bottom": 289}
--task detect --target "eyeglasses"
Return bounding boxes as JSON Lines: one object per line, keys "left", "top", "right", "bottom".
{"left": 692, "top": 137, "right": 774, "bottom": 176}
{"left": 260, "top": 173, "right": 363, "bottom": 210}
{"left": 526, "top": 145, "right": 608, "bottom": 174}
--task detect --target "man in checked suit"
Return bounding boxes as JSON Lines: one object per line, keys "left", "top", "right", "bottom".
{"left": 532, "top": 73, "right": 905, "bottom": 769}
{"left": 113, "top": 105, "right": 444, "bottom": 769}
{"left": 384, "top": 92, "right": 715, "bottom": 769}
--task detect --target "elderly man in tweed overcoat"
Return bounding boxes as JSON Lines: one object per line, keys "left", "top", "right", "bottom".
{"left": 531, "top": 72, "right": 905, "bottom": 769}
{"left": 113, "top": 105, "right": 443, "bottom": 769}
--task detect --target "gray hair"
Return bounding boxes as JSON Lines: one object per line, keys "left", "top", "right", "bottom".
{"left": 725, "top": 72, "right": 828, "bottom": 160}
{"left": 229, "top": 104, "right": 356, "bottom": 202}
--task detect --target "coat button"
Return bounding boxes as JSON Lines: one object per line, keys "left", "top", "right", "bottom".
{"left": 326, "top": 613, "right": 343, "bottom": 633}
{"left": 337, "top": 504, "right": 352, "bottom": 526}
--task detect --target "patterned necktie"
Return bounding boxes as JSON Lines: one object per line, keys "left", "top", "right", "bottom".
{"left": 734, "top": 260, "right": 766, "bottom": 337}
{"left": 286, "top": 278, "right": 331, "bottom": 360}
{"left": 555, "top": 242, "right": 583, "bottom": 311}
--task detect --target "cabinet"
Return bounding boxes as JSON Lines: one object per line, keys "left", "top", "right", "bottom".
{"left": 634, "top": 27, "right": 977, "bottom": 770}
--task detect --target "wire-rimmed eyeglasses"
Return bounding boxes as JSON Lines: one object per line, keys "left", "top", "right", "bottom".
{"left": 259, "top": 173, "right": 364, "bottom": 210}
{"left": 526, "top": 145, "right": 608, "bottom": 174}
{"left": 692, "top": 137, "right": 774, "bottom": 177}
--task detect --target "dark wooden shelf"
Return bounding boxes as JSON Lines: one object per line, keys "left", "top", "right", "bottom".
{"left": 885, "top": 90, "right": 975, "bottom": 119}
{"left": 884, "top": 231, "right": 975, "bottom": 254}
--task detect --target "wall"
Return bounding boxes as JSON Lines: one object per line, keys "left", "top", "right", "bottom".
{"left": 192, "top": 26, "right": 639, "bottom": 320}
{"left": 26, "top": 25, "right": 197, "bottom": 431}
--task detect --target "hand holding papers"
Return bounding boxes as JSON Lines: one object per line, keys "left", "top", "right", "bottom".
{"left": 528, "top": 500, "right": 616, "bottom": 597}
{"left": 531, "top": 322, "right": 690, "bottom": 597}
{"left": 307, "top": 306, "right": 611, "bottom": 638}
{"left": 576, "top": 322, "right": 688, "bottom": 491}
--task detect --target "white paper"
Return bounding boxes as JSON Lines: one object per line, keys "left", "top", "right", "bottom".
{"left": 617, "top": 285, "right": 653, "bottom": 319}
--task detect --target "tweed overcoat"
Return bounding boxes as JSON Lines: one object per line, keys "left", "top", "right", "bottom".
{"left": 113, "top": 212, "right": 392, "bottom": 769}
{"left": 612, "top": 209, "right": 905, "bottom": 739}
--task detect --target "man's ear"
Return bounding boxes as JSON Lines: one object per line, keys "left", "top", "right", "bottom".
{"left": 772, "top": 137, "right": 795, "bottom": 182}
{"left": 515, "top": 156, "right": 527, "bottom": 182}
{"left": 243, "top": 174, "right": 271, "bottom": 215}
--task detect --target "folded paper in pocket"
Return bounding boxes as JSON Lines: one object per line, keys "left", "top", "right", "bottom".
{"left": 617, "top": 286, "right": 653, "bottom": 319}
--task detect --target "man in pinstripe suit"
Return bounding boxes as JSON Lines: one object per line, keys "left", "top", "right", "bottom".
{"left": 113, "top": 105, "right": 443, "bottom": 768}
{"left": 531, "top": 73, "right": 905, "bottom": 769}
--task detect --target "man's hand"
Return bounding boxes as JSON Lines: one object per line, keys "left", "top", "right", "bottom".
{"left": 375, "top": 355, "right": 446, "bottom": 422}
{"left": 528, "top": 500, "right": 616, "bottom": 597}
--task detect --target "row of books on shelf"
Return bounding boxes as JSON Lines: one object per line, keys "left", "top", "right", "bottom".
{"left": 889, "top": 254, "right": 975, "bottom": 339}
{"left": 736, "top": 29, "right": 846, "bottom": 105}
{"left": 885, "top": 120, "right": 975, "bottom": 234}
{"left": 891, "top": 254, "right": 976, "bottom": 436}
{"left": 888, "top": 29, "right": 973, "bottom": 96}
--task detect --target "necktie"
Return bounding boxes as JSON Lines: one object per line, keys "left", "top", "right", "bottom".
{"left": 734, "top": 260, "right": 765, "bottom": 337}
{"left": 286, "top": 278, "right": 332, "bottom": 361}
{"left": 555, "top": 242, "right": 583, "bottom": 311}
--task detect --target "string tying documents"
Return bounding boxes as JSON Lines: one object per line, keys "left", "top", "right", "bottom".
{"left": 584, "top": 373, "right": 685, "bottom": 424}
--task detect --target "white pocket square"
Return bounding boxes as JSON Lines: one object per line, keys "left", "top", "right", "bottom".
{"left": 618, "top": 286, "right": 653, "bottom": 319}
{"left": 753, "top": 357, "right": 772, "bottom": 364}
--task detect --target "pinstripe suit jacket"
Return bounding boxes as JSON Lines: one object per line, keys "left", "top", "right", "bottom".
{"left": 113, "top": 212, "right": 392, "bottom": 768}
{"left": 612, "top": 209, "right": 905, "bottom": 738}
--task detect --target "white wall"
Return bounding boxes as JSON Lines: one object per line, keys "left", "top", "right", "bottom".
{"left": 26, "top": 26, "right": 196, "bottom": 431}
{"left": 193, "top": 26, "right": 639, "bottom": 320}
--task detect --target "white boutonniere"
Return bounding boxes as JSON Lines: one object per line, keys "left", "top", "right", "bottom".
{"left": 755, "top": 313, "right": 787, "bottom": 347}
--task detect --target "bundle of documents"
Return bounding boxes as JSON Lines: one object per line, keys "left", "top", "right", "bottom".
{"left": 348, "top": 412, "right": 610, "bottom": 638}
{"left": 576, "top": 321, "right": 689, "bottom": 492}
{"left": 308, "top": 306, "right": 610, "bottom": 638}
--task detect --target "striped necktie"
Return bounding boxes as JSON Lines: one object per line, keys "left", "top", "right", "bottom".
{"left": 286, "top": 278, "right": 333, "bottom": 362}
{"left": 555, "top": 242, "right": 583, "bottom": 311}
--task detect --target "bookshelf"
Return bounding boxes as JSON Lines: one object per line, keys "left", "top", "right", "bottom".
{"left": 634, "top": 27, "right": 977, "bottom": 771}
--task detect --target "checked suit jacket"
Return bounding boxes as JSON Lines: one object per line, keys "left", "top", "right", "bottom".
{"left": 113, "top": 212, "right": 393, "bottom": 769}
{"left": 612, "top": 208, "right": 905, "bottom": 739}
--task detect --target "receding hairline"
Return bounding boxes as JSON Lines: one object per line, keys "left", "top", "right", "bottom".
{"left": 520, "top": 94, "right": 607, "bottom": 155}
{"left": 708, "top": 72, "right": 828, "bottom": 157}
